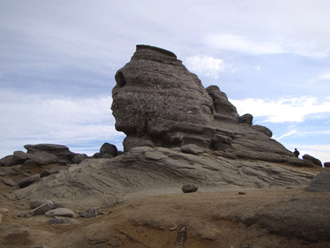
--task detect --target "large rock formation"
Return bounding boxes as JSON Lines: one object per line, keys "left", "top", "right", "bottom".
{"left": 111, "top": 45, "right": 313, "bottom": 167}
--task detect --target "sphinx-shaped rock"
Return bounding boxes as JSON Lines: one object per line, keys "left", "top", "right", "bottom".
{"left": 111, "top": 45, "right": 313, "bottom": 167}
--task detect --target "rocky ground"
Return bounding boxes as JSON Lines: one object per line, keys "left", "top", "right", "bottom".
{"left": 1, "top": 157, "right": 330, "bottom": 248}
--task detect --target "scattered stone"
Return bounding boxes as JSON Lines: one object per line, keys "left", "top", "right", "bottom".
{"left": 40, "top": 170, "right": 51, "bottom": 178}
{"left": 18, "top": 174, "right": 40, "bottom": 188}
{"left": 45, "top": 208, "right": 75, "bottom": 218}
{"left": 79, "top": 207, "right": 98, "bottom": 218}
{"left": 29, "top": 200, "right": 53, "bottom": 209}
{"left": 324, "top": 162, "right": 330, "bottom": 168}
{"left": 49, "top": 216, "right": 75, "bottom": 225}
{"left": 238, "top": 192, "right": 246, "bottom": 195}
{"left": 182, "top": 184, "right": 198, "bottom": 193}
{"left": 2, "top": 178, "right": 15, "bottom": 187}
{"left": 302, "top": 154, "right": 322, "bottom": 167}
{"left": 305, "top": 172, "right": 330, "bottom": 192}
{"left": 180, "top": 144, "right": 204, "bottom": 155}
{"left": 31, "top": 203, "right": 53, "bottom": 215}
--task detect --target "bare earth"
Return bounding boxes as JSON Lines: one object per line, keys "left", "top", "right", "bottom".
{"left": 1, "top": 164, "right": 330, "bottom": 248}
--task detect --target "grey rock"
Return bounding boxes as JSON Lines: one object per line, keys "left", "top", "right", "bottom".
{"left": 100, "top": 142, "right": 118, "bottom": 157}
{"left": 28, "top": 152, "right": 57, "bottom": 165}
{"left": 15, "top": 147, "right": 311, "bottom": 209}
{"left": 238, "top": 113, "right": 253, "bottom": 125}
{"left": 180, "top": 144, "right": 204, "bottom": 155}
{"left": 0, "top": 155, "right": 15, "bottom": 166}
{"left": 18, "top": 174, "right": 40, "bottom": 188}
{"left": 13, "top": 150, "right": 28, "bottom": 164}
{"left": 182, "top": 184, "right": 199, "bottom": 193}
{"left": 0, "top": 214, "right": 2, "bottom": 224}
{"left": 31, "top": 203, "right": 53, "bottom": 215}
{"left": 93, "top": 152, "right": 101, "bottom": 158}
{"left": 302, "top": 154, "right": 322, "bottom": 167}
{"left": 45, "top": 208, "right": 74, "bottom": 218}
{"left": 2, "top": 178, "right": 15, "bottom": 187}
{"left": 22, "top": 159, "right": 39, "bottom": 167}
{"left": 29, "top": 200, "right": 54, "bottom": 209}
{"left": 101, "top": 153, "right": 113, "bottom": 158}
{"left": 79, "top": 207, "right": 98, "bottom": 218}
{"left": 24, "top": 143, "right": 75, "bottom": 163}
{"left": 0, "top": 171, "right": 6, "bottom": 176}
{"left": 305, "top": 172, "right": 330, "bottom": 192}
{"left": 71, "top": 154, "right": 88, "bottom": 164}
{"left": 49, "top": 216, "right": 75, "bottom": 225}
{"left": 324, "top": 162, "right": 330, "bottom": 168}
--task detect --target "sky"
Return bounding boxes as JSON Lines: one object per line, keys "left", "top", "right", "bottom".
{"left": 1, "top": 0, "right": 329, "bottom": 164}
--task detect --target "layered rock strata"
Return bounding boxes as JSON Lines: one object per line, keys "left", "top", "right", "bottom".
{"left": 111, "top": 45, "right": 313, "bottom": 167}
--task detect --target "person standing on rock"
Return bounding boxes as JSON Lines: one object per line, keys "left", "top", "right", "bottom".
{"left": 293, "top": 148, "right": 300, "bottom": 158}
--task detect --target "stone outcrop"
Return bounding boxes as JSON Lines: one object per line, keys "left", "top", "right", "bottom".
{"left": 15, "top": 146, "right": 311, "bottom": 208}
{"left": 305, "top": 172, "right": 330, "bottom": 192}
{"left": 111, "top": 45, "right": 314, "bottom": 167}
{"left": 302, "top": 154, "right": 322, "bottom": 167}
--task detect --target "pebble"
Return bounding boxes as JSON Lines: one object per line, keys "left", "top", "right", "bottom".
{"left": 238, "top": 192, "right": 246, "bottom": 195}
{"left": 182, "top": 184, "right": 199, "bottom": 193}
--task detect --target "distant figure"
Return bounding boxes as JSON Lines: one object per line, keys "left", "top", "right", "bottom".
{"left": 293, "top": 148, "right": 300, "bottom": 158}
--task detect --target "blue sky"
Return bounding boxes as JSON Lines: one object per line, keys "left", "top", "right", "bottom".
{"left": 1, "top": 0, "right": 329, "bottom": 164}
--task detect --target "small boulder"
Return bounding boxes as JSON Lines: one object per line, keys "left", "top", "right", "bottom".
{"left": 302, "top": 154, "right": 322, "bottom": 167}
{"left": 100, "top": 142, "right": 118, "bottom": 157}
{"left": 29, "top": 200, "right": 54, "bottom": 209}
{"left": 180, "top": 144, "right": 204, "bottom": 155}
{"left": 31, "top": 203, "right": 53, "bottom": 215}
{"left": 71, "top": 154, "right": 88, "bottom": 164}
{"left": 79, "top": 207, "right": 98, "bottom": 218}
{"left": 18, "top": 174, "right": 40, "bottom": 188}
{"left": 22, "top": 159, "right": 39, "bottom": 167}
{"left": 324, "top": 162, "right": 330, "bottom": 168}
{"left": 182, "top": 184, "right": 199, "bottom": 193}
{"left": 45, "top": 208, "right": 74, "bottom": 218}
{"left": 13, "top": 151, "right": 28, "bottom": 164}
{"left": 0, "top": 155, "right": 15, "bottom": 166}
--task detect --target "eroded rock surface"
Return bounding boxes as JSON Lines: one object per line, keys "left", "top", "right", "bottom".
{"left": 111, "top": 45, "right": 313, "bottom": 167}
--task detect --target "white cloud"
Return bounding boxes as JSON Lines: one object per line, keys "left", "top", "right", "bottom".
{"left": 231, "top": 96, "right": 330, "bottom": 123}
{"left": 0, "top": 90, "right": 124, "bottom": 157}
{"left": 311, "top": 72, "right": 330, "bottom": 82}
{"left": 184, "top": 55, "right": 226, "bottom": 79}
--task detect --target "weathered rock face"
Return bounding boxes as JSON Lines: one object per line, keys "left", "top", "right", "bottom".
{"left": 111, "top": 45, "right": 313, "bottom": 167}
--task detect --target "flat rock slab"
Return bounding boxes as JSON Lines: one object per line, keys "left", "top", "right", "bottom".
{"left": 144, "top": 151, "right": 168, "bottom": 160}
{"left": 305, "top": 172, "right": 330, "bottom": 192}
{"left": 45, "top": 208, "right": 74, "bottom": 218}
{"left": 180, "top": 144, "right": 204, "bottom": 155}
{"left": 2, "top": 178, "right": 15, "bottom": 187}
{"left": 18, "top": 174, "right": 40, "bottom": 188}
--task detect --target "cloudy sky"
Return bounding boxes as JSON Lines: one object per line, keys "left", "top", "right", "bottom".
{"left": 1, "top": 0, "right": 329, "bottom": 164}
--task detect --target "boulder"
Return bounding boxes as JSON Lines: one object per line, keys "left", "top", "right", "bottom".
{"left": 71, "top": 154, "right": 88, "bottom": 164}
{"left": 305, "top": 172, "right": 330, "bottom": 192}
{"left": 2, "top": 178, "right": 15, "bottom": 187}
{"left": 40, "top": 170, "right": 51, "bottom": 178}
{"left": 324, "top": 162, "right": 330, "bottom": 168}
{"left": 182, "top": 184, "right": 199, "bottom": 193}
{"left": 238, "top": 113, "right": 253, "bottom": 125}
{"left": 28, "top": 152, "right": 57, "bottom": 165}
{"left": 18, "top": 174, "right": 40, "bottom": 188}
{"left": 0, "top": 155, "right": 15, "bottom": 166}
{"left": 24, "top": 144, "right": 75, "bottom": 163}
{"left": 45, "top": 208, "right": 74, "bottom": 218}
{"left": 30, "top": 203, "right": 53, "bottom": 215}
{"left": 252, "top": 125, "right": 273, "bottom": 137}
{"left": 29, "top": 200, "right": 54, "bottom": 209}
{"left": 100, "top": 142, "right": 118, "bottom": 157}
{"left": 13, "top": 151, "right": 28, "bottom": 164}
{"left": 302, "top": 154, "right": 322, "bottom": 167}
